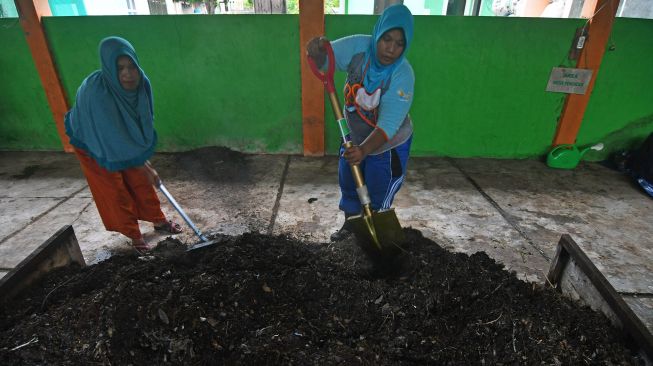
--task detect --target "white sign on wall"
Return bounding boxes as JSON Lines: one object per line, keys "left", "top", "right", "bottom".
{"left": 546, "top": 67, "right": 593, "bottom": 94}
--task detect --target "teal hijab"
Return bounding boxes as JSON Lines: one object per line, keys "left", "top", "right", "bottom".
{"left": 65, "top": 36, "right": 156, "bottom": 172}
{"left": 364, "top": 4, "right": 414, "bottom": 93}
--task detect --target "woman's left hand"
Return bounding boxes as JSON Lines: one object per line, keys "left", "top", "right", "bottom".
{"left": 343, "top": 145, "right": 367, "bottom": 165}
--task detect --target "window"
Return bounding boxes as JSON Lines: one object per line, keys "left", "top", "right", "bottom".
{"left": 148, "top": 0, "right": 168, "bottom": 15}
{"left": 0, "top": 0, "right": 18, "bottom": 17}
{"left": 126, "top": 0, "right": 137, "bottom": 15}
{"left": 617, "top": 0, "right": 653, "bottom": 19}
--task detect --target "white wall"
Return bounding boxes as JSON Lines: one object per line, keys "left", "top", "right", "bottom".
{"left": 404, "top": 0, "right": 430, "bottom": 15}
{"left": 166, "top": 0, "right": 189, "bottom": 15}
{"left": 83, "top": 0, "right": 150, "bottom": 15}
{"left": 84, "top": 0, "right": 127, "bottom": 15}
{"left": 346, "top": 0, "right": 430, "bottom": 15}
{"left": 135, "top": 0, "right": 150, "bottom": 15}
{"left": 348, "top": 1, "right": 373, "bottom": 14}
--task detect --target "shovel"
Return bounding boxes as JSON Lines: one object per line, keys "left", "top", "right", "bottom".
{"left": 307, "top": 40, "right": 405, "bottom": 257}
{"left": 155, "top": 181, "right": 222, "bottom": 251}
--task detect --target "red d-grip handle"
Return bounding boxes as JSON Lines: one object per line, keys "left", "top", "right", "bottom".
{"left": 307, "top": 40, "right": 336, "bottom": 93}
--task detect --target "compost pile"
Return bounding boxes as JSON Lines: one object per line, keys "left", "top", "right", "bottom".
{"left": 0, "top": 229, "right": 642, "bottom": 365}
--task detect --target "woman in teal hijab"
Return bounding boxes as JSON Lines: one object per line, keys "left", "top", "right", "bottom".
{"left": 65, "top": 36, "right": 181, "bottom": 253}
{"left": 307, "top": 4, "right": 415, "bottom": 241}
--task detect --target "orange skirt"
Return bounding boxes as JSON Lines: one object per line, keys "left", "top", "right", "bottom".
{"left": 74, "top": 148, "right": 166, "bottom": 240}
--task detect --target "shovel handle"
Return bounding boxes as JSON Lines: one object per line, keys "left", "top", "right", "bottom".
{"left": 306, "top": 40, "right": 351, "bottom": 144}
{"left": 306, "top": 40, "right": 336, "bottom": 93}
{"left": 307, "top": 40, "right": 378, "bottom": 247}
{"left": 306, "top": 40, "right": 371, "bottom": 210}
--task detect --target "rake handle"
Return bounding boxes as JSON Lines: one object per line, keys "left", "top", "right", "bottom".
{"left": 157, "top": 182, "right": 209, "bottom": 242}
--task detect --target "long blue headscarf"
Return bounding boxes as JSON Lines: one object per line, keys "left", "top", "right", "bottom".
{"left": 363, "top": 4, "right": 414, "bottom": 93}
{"left": 65, "top": 36, "right": 156, "bottom": 172}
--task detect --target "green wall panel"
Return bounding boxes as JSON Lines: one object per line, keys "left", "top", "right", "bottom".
{"left": 2, "top": 15, "right": 652, "bottom": 159}
{"left": 43, "top": 15, "right": 302, "bottom": 153}
{"left": 0, "top": 19, "right": 61, "bottom": 150}
{"left": 327, "top": 15, "right": 582, "bottom": 157}
{"left": 577, "top": 18, "right": 653, "bottom": 160}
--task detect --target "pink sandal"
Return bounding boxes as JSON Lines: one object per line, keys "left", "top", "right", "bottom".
{"left": 154, "top": 220, "right": 183, "bottom": 234}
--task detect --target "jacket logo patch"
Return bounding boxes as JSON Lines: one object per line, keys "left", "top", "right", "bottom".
{"left": 398, "top": 89, "right": 412, "bottom": 101}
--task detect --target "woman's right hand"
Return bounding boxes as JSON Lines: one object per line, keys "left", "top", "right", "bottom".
{"left": 306, "top": 36, "right": 329, "bottom": 68}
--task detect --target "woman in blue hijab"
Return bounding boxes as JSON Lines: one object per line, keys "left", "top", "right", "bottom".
{"left": 307, "top": 4, "right": 415, "bottom": 241}
{"left": 65, "top": 36, "right": 182, "bottom": 253}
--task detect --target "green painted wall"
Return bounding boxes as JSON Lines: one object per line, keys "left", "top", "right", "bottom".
{"left": 576, "top": 18, "right": 653, "bottom": 160}
{"left": 326, "top": 16, "right": 582, "bottom": 157}
{"left": 1, "top": 15, "right": 652, "bottom": 160}
{"left": 44, "top": 15, "right": 302, "bottom": 153}
{"left": 0, "top": 19, "right": 61, "bottom": 150}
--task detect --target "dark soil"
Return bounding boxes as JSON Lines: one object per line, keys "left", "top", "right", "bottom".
{"left": 0, "top": 229, "right": 643, "bottom": 365}
{"left": 173, "top": 147, "right": 249, "bottom": 182}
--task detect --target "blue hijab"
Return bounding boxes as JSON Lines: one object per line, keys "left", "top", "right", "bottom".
{"left": 364, "top": 4, "right": 414, "bottom": 93}
{"left": 65, "top": 36, "right": 156, "bottom": 172}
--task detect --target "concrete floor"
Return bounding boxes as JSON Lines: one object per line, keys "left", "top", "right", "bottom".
{"left": 0, "top": 150, "right": 651, "bottom": 334}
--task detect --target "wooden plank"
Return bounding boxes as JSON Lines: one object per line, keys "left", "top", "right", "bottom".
{"left": 299, "top": 0, "right": 325, "bottom": 156}
{"left": 545, "top": 237, "right": 570, "bottom": 286}
{"left": 580, "top": 0, "right": 599, "bottom": 19}
{"left": 547, "top": 234, "right": 653, "bottom": 360}
{"left": 14, "top": 0, "right": 72, "bottom": 152}
{"left": 552, "top": 0, "right": 621, "bottom": 146}
{"left": 0, "top": 225, "right": 85, "bottom": 303}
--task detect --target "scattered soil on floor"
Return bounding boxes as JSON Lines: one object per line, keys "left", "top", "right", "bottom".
{"left": 172, "top": 147, "right": 249, "bottom": 183}
{"left": 0, "top": 229, "right": 643, "bottom": 365}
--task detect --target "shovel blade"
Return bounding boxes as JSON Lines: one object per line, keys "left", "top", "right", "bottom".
{"left": 347, "top": 209, "right": 405, "bottom": 257}
{"left": 187, "top": 240, "right": 221, "bottom": 252}
{"left": 186, "top": 235, "right": 229, "bottom": 252}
